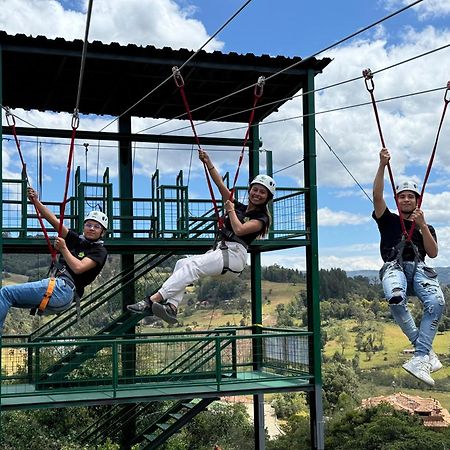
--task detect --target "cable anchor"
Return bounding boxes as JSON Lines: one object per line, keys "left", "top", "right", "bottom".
{"left": 362, "top": 68, "right": 375, "bottom": 92}
{"left": 445, "top": 81, "right": 450, "bottom": 104}
{"left": 72, "top": 109, "right": 80, "bottom": 129}
{"left": 172, "top": 66, "right": 184, "bottom": 88}
{"left": 4, "top": 107, "right": 15, "bottom": 127}
{"left": 254, "top": 75, "right": 265, "bottom": 98}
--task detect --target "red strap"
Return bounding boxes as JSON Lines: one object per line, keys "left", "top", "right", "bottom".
{"left": 58, "top": 111, "right": 79, "bottom": 237}
{"left": 172, "top": 67, "right": 265, "bottom": 230}
{"left": 5, "top": 109, "right": 57, "bottom": 261}
{"left": 363, "top": 69, "right": 407, "bottom": 238}
{"left": 172, "top": 67, "right": 223, "bottom": 228}
{"left": 407, "top": 81, "right": 450, "bottom": 240}
{"left": 229, "top": 76, "right": 265, "bottom": 202}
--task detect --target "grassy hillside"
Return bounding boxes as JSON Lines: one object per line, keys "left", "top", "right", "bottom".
{"left": 325, "top": 319, "right": 450, "bottom": 409}
{"left": 141, "top": 280, "right": 304, "bottom": 329}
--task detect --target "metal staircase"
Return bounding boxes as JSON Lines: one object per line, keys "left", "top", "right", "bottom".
{"left": 130, "top": 398, "right": 219, "bottom": 450}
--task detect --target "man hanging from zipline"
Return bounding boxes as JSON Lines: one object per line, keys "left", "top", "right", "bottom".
{"left": 373, "top": 148, "right": 444, "bottom": 386}
{"left": 0, "top": 187, "right": 108, "bottom": 334}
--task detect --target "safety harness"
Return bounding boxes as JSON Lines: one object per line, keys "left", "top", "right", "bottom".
{"left": 172, "top": 67, "right": 265, "bottom": 274}
{"left": 5, "top": 107, "right": 80, "bottom": 315}
{"left": 363, "top": 69, "right": 450, "bottom": 273}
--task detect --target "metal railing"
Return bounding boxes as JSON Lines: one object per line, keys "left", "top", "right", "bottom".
{"left": 2, "top": 175, "right": 307, "bottom": 241}
{"left": 0, "top": 328, "right": 312, "bottom": 400}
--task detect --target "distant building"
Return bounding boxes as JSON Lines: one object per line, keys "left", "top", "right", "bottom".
{"left": 362, "top": 392, "right": 450, "bottom": 429}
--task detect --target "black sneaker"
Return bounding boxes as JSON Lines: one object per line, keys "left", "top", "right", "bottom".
{"left": 127, "top": 298, "right": 153, "bottom": 316}
{"left": 153, "top": 302, "right": 178, "bottom": 324}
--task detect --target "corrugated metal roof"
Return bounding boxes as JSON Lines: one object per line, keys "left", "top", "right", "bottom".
{"left": 0, "top": 31, "right": 331, "bottom": 122}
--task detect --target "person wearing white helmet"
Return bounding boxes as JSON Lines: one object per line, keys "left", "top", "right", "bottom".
{"left": 373, "top": 148, "right": 444, "bottom": 386}
{"left": 0, "top": 187, "right": 108, "bottom": 333}
{"left": 128, "top": 149, "right": 275, "bottom": 325}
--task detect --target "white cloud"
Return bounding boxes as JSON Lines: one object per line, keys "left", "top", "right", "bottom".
{"left": 384, "top": 0, "right": 450, "bottom": 20}
{"left": 257, "top": 26, "right": 450, "bottom": 193}
{"left": 0, "top": 0, "right": 223, "bottom": 50}
{"left": 3, "top": 2, "right": 450, "bottom": 272}
{"left": 318, "top": 207, "right": 371, "bottom": 226}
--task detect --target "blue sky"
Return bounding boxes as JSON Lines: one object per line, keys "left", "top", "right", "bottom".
{"left": 1, "top": 0, "right": 450, "bottom": 271}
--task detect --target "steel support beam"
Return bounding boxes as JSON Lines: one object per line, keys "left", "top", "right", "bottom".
{"left": 303, "top": 69, "right": 324, "bottom": 450}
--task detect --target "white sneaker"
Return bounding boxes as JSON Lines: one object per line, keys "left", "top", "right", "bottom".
{"left": 402, "top": 355, "right": 435, "bottom": 386}
{"left": 429, "top": 350, "right": 443, "bottom": 373}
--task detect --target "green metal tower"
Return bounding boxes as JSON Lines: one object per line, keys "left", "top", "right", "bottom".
{"left": 0, "top": 32, "right": 330, "bottom": 450}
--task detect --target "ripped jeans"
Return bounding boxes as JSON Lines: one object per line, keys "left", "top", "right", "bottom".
{"left": 381, "top": 261, "right": 445, "bottom": 357}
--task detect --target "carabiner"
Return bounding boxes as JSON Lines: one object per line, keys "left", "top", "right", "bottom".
{"left": 362, "top": 68, "right": 375, "bottom": 93}
{"left": 254, "top": 75, "right": 265, "bottom": 99}
{"left": 444, "top": 81, "right": 450, "bottom": 104}
{"left": 71, "top": 109, "right": 80, "bottom": 130}
{"left": 172, "top": 66, "right": 184, "bottom": 88}
{"left": 4, "top": 107, "right": 16, "bottom": 127}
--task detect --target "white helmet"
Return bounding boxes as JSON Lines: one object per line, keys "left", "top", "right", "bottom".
{"left": 250, "top": 174, "right": 276, "bottom": 196}
{"left": 84, "top": 211, "right": 108, "bottom": 230}
{"left": 395, "top": 180, "right": 420, "bottom": 197}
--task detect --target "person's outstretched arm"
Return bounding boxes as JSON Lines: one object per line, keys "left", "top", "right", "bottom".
{"left": 198, "top": 149, "right": 231, "bottom": 201}
{"left": 373, "top": 148, "right": 389, "bottom": 219}
{"left": 27, "top": 187, "right": 69, "bottom": 237}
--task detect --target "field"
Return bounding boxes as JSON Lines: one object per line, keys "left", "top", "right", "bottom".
{"left": 142, "top": 280, "right": 304, "bottom": 329}
{"left": 4, "top": 272, "right": 449, "bottom": 412}
{"left": 324, "top": 318, "right": 450, "bottom": 410}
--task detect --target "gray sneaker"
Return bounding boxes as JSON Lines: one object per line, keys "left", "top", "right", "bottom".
{"left": 429, "top": 350, "right": 443, "bottom": 373}
{"left": 153, "top": 302, "right": 178, "bottom": 324}
{"left": 127, "top": 298, "right": 153, "bottom": 316}
{"left": 402, "top": 355, "right": 435, "bottom": 386}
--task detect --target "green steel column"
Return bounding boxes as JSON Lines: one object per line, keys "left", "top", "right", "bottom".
{"left": 265, "top": 150, "right": 274, "bottom": 240}
{"left": 249, "top": 124, "right": 265, "bottom": 450}
{"left": 249, "top": 125, "right": 263, "bottom": 331}
{"left": 118, "top": 115, "right": 136, "bottom": 449}
{"left": 303, "top": 69, "right": 324, "bottom": 450}
{"left": 118, "top": 115, "right": 135, "bottom": 306}
{"left": 0, "top": 45, "right": 3, "bottom": 281}
{"left": 0, "top": 44, "right": 3, "bottom": 441}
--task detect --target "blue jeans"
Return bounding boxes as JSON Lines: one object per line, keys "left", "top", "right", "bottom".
{"left": 0, "top": 277, "right": 75, "bottom": 334}
{"left": 381, "top": 261, "right": 445, "bottom": 357}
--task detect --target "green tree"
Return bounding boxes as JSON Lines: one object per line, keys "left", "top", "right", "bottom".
{"left": 271, "top": 392, "right": 308, "bottom": 419}
{"left": 322, "top": 358, "right": 361, "bottom": 414}
{"left": 325, "top": 404, "right": 450, "bottom": 450}
{"left": 267, "top": 414, "right": 311, "bottom": 450}
{"left": 166, "top": 402, "right": 255, "bottom": 450}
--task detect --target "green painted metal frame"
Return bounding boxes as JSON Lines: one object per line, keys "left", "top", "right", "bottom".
{"left": 303, "top": 69, "right": 324, "bottom": 450}
{"left": 0, "top": 58, "right": 326, "bottom": 450}
{"left": 0, "top": 329, "right": 313, "bottom": 410}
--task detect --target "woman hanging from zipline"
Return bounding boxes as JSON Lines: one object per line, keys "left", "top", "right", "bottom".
{"left": 0, "top": 187, "right": 108, "bottom": 334}
{"left": 128, "top": 149, "right": 276, "bottom": 324}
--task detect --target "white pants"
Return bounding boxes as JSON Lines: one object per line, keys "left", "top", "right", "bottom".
{"left": 159, "top": 242, "right": 247, "bottom": 308}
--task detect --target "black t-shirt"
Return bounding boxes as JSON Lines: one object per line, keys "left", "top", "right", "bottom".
{"left": 58, "top": 230, "right": 108, "bottom": 297}
{"left": 222, "top": 201, "right": 269, "bottom": 246}
{"left": 372, "top": 207, "right": 437, "bottom": 262}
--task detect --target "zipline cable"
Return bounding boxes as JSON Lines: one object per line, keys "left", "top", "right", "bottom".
{"left": 153, "top": 41, "right": 450, "bottom": 137}
{"left": 315, "top": 128, "right": 372, "bottom": 203}
{"left": 4, "top": 36, "right": 448, "bottom": 148}
{"left": 199, "top": 84, "right": 448, "bottom": 137}
{"left": 137, "top": 0, "right": 425, "bottom": 136}
{"left": 57, "top": 0, "right": 94, "bottom": 240}
{"left": 74, "top": 0, "right": 94, "bottom": 113}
